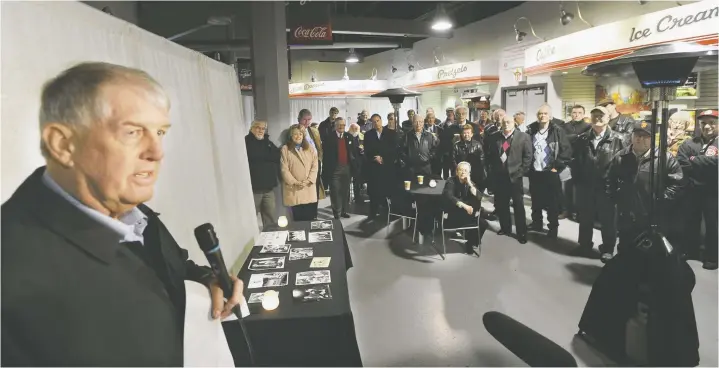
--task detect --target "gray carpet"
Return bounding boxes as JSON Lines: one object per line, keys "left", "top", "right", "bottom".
{"left": 318, "top": 196, "right": 719, "bottom": 367}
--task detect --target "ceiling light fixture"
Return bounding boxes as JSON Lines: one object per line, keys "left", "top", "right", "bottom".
{"left": 513, "top": 17, "right": 543, "bottom": 43}
{"left": 391, "top": 65, "right": 398, "bottom": 74}
{"left": 408, "top": 64, "right": 415, "bottom": 72}
{"left": 560, "top": 2, "right": 593, "bottom": 27}
{"left": 346, "top": 48, "right": 359, "bottom": 63}
{"left": 431, "top": 4, "right": 453, "bottom": 31}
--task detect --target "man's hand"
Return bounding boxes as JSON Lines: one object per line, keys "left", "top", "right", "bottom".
{"left": 210, "top": 275, "right": 244, "bottom": 319}
{"left": 374, "top": 156, "right": 383, "bottom": 164}
{"left": 551, "top": 168, "right": 557, "bottom": 172}
{"left": 464, "top": 205, "right": 474, "bottom": 215}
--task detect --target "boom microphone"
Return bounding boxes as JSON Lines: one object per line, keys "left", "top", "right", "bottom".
{"left": 194, "top": 223, "right": 255, "bottom": 365}
{"left": 483, "top": 311, "right": 577, "bottom": 367}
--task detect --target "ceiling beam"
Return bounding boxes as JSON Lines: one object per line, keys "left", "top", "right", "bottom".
{"left": 328, "top": 15, "right": 452, "bottom": 38}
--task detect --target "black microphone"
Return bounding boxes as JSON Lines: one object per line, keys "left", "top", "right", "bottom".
{"left": 483, "top": 311, "right": 577, "bottom": 367}
{"left": 194, "top": 223, "right": 255, "bottom": 365}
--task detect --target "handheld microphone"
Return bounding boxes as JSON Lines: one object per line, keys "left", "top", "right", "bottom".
{"left": 483, "top": 311, "right": 577, "bottom": 367}
{"left": 194, "top": 223, "right": 255, "bottom": 365}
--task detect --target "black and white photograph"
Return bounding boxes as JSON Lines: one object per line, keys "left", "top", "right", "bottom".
{"left": 248, "top": 256, "right": 285, "bottom": 271}
{"left": 260, "top": 244, "right": 291, "bottom": 254}
{"left": 289, "top": 247, "right": 313, "bottom": 261}
{"left": 247, "top": 293, "right": 264, "bottom": 304}
{"left": 308, "top": 231, "right": 333, "bottom": 243}
{"left": 288, "top": 230, "right": 306, "bottom": 242}
{"left": 310, "top": 257, "right": 331, "bottom": 268}
{"left": 310, "top": 220, "right": 334, "bottom": 230}
{"left": 248, "top": 272, "right": 289, "bottom": 289}
{"left": 256, "top": 231, "right": 289, "bottom": 246}
{"left": 299, "top": 284, "right": 333, "bottom": 302}
{"left": 295, "top": 270, "right": 332, "bottom": 286}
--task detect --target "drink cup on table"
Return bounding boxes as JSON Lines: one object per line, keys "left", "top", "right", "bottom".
{"left": 417, "top": 175, "right": 424, "bottom": 185}
{"left": 404, "top": 181, "right": 411, "bottom": 191}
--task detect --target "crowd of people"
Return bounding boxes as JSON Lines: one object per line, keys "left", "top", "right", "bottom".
{"left": 245, "top": 101, "right": 718, "bottom": 270}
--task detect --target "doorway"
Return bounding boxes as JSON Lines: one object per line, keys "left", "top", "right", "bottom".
{"left": 501, "top": 83, "right": 548, "bottom": 117}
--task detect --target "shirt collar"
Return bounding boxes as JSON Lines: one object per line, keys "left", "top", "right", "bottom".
{"left": 503, "top": 128, "right": 515, "bottom": 139}
{"left": 42, "top": 171, "right": 148, "bottom": 244}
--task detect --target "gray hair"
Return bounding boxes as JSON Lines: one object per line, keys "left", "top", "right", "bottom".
{"left": 514, "top": 111, "right": 525, "bottom": 118}
{"left": 456, "top": 106, "right": 468, "bottom": 115}
{"left": 457, "top": 161, "right": 472, "bottom": 173}
{"left": 250, "top": 120, "right": 267, "bottom": 131}
{"left": 412, "top": 114, "right": 425, "bottom": 122}
{"left": 39, "top": 62, "right": 169, "bottom": 158}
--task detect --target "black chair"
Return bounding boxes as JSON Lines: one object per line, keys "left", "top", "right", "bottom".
{"left": 386, "top": 196, "right": 418, "bottom": 241}
{"left": 439, "top": 208, "right": 483, "bottom": 258}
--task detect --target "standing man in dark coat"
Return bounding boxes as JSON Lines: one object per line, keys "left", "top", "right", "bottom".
{"left": 1, "top": 62, "right": 243, "bottom": 366}
{"left": 598, "top": 98, "right": 635, "bottom": 145}
{"left": 572, "top": 106, "right": 624, "bottom": 256}
{"left": 452, "top": 123, "right": 486, "bottom": 190}
{"left": 527, "top": 104, "right": 572, "bottom": 239}
{"left": 322, "top": 117, "right": 359, "bottom": 219}
{"left": 485, "top": 115, "right": 533, "bottom": 243}
{"left": 318, "top": 106, "right": 339, "bottom": 144}
{"left": 246, "top": 120, "right": 281, "bottom": 229}
{"left": 677, "top": 109, "right": 718, "bottom": 269}
{"left": 562, "top": 105, "right": 592, "bottom": 219}
{"left": 424, "top": 108, "right": 443, "bottom": 176}
{"left": 400, "top": 114, "right": 439, "bottom": 179}
{"left": 439, "top": 108, "right": 461, "bottom": 179}
{"left": 364, "top": 114, "right": 399, "bottom": 218}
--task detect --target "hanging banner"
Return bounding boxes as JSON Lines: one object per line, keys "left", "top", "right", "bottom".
{"left": 237, "top": 61, "right": 253, "bottom": 91}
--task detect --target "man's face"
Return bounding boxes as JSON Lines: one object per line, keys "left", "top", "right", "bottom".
{"left": 426, "top": 108, "right": 435, "bottom": 120}
{"left": 299, "top": 113, "right": 312, "bottom": 128}
{"left": 492, "top": 110, "right": 506, "bottom": 123}
{"left": 632, "top": 132, "right": 651, "bottom": 153}
{"left": 604, "top": 103, "right": 617, "bottom": 116}
{"left": 372, "top": 115, "right": 383, "bottom": 130}
{"left": 446, "top": 111, "right": 455, "bottom": 121}
{"left": 591, "top": 111, "right": 608, "bottom": 128}
{"left": 514, "top": 114, "right": 525, "bottom": 125}
{"left": 458, "top": 109, "right": 468, "bottom": 122}
{"left": 456, "top": 165, "right": 470, "bottom": 181}
{"left": 701, "top": 117, "right": 718, "bottom": 140}
{"left": 413, "top": 116, "right": 424, "bottom": 132}
{"left": 408, "top": 110, "right": 415, "bottom": 120}
{"left": 335, "top": 120, "right": 346, "bottom": 134}
{"left": 70, "top": 83, "right": 169, "bottom": 214}
{"left": 388, "top": 114, "right": 396, "bottom": 126}
{"left": 480, "top": 110, "right": 488, "bottom": 121}
{"left": 252, "top": 124, "right": 266, "bottom": 140}
{"left": 501, "top": 117, "right": 515, "bottom": 132}
{"left": 462, "top": 128, "right": 473, "bottom": 141}
{"left": 571, "top": 108, "right": 585, "bottom": 122}
{"left": 348, "top": 125, "right": 359, "bottom": 135}
{"left": 330, "top": 110, "right": 339, "bottom": 120}
{"left": 667, "top": 118, "right": 686, "bottom": 142}
{"left": 537, "top": 107, "right": 551, "bottom": 123}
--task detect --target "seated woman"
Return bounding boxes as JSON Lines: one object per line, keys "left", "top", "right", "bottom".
{"left": 280, "top": 124, "right": 319, "bottom": 221}
{"left": 442, "top": 161, "right": 484, "bottom": 254}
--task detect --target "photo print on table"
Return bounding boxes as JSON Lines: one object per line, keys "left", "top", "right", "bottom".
{"left": 310, "top": 257, "right": 331, "bottom": 268}
{"left": 260, "top": 244, "right": 291, "bottom": 254}
{"left": 247, "top": 293, "right": 264, "bottom": 304}
{"left": 248, "top": 256, "right": 285, "bottom": 271}
{"left": 299, "top": 284, "right": 333, "bottom": 302}
{"left": 295, "top": 270, "right": 331, "bottom": 286}
{"left": 257, "top": 231, "right": 289, "bottom": 246}
{"left": 248, "top": 272, "right": 289, "bottom": 288}
{"left": 308, "top": 231, "right": 333, "bottom": 243}
{"left": 288, "top": 230, "right": 306, "bottom": 242}
{"left": 289, "top": 247, "right": 313, "bottom": 261}
{"left": 310, "top": 220, "right": 333, "bottom": 230}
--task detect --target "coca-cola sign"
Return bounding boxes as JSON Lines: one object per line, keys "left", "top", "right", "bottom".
{"left": 290, "top": 23, "right": 333, "bottom": 45}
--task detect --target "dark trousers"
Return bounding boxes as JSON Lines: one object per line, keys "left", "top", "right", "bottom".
{"left": 577, "top": 182, "right": 616, "bottom": 248}
{"left": 352, "top": 176, "right": 362, "bottom": 201}
{"left": 291, "top": 203, "right": 317, "bottom": 221}
{"left": 563, "top": 178, "right": 576, "bottom": 214}
{"left": 330, "top": 165, "right": 351, "bottom": 215}
{"left": 685, "top": 190, "right": 718, "bottom": 263}
{"left": 529, "top": 171, "right": 561, "bottom": 229}
{"left": 445, "top": 201, "right": 483, "bottom": 246}
{"left": 441, "top": 155, "right": 453, "bottom": 179}
{"left": 431, "top": 156, "right": 443, "bottom": 177}
{"left": 494, "top": 173, "right": 527, "bottom": 236}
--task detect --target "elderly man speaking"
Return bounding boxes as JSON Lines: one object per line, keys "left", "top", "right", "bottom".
{"left": 1, "top": 62, "right": 244, "bottom": 366}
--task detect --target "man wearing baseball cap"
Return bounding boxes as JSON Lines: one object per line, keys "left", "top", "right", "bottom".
{"left": 677, "top": 109, "right": 718, "bottom": 270}
{"left": 598, "top": 98, "right": 634, "bottom": 145}
{"left": 603, "top": 119, "right": 684, "bottom": 263}
{"left": 571, "top": 105, "right": 625, "bottom": 257}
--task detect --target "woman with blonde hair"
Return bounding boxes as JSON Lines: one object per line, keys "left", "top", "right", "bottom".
{"left": 280, "top": 124, "right": 319, "bottom": 221}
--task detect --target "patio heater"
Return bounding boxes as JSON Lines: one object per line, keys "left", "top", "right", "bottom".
{"left": 371, "top": 87, "right": 422, "bottom": 124}
{"left": 582, "top": 42, "right": 717, "bottom": 253}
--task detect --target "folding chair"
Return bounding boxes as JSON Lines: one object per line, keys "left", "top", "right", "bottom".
{"left": 439, "top": 208, "right": 483, "bottom": 259}
{"left": 386, "top": 197, "right": 418, "bottom": 241}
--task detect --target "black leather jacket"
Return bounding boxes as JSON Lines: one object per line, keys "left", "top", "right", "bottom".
{"left": 605, "top": 147, "right": 683, "bottom": 230}
{"left": 438, "top": 122, "right": 462, "bottom": 156}
{"left": 453, "top": 139, "right": 486, "bottom": 184}
{"left": 400, "top": 130, "right": 439, "bottom": 168}
{"left": 609, "top": 114, "right": 635, "bottom": 145}
{"left": 571, "top": 128, "right": 625, "bottom": 185}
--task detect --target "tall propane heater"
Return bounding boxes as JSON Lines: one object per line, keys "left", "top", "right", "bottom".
{"left": 371, "top": 87, "right": 422, "bottom": 127}
{"left": 582, "top": 42, "right": 717, "bottom": 253}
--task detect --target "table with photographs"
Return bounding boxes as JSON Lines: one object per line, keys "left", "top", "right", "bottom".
{"left": 222, "top": 219, "right": 362, "bottom": 367}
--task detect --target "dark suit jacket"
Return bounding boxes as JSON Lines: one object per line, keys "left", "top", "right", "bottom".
{"left": 322, "top": 131, "right": 360, "bottom": 183}
{"left": 364, "top": 128, "right": 399, "bottom": 195}
{"left": 1, "top": 167, "right": 214, "bottom": 367}
{"left": 485, "top": 130, "right": 533, "bottom": 183}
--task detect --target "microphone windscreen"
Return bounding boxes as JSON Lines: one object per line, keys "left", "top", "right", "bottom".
{"left": 194, "top": 223, "right": 218, "bottom": 253}
{"left": 483, "top": 311, "right": 577, "bottom": 367}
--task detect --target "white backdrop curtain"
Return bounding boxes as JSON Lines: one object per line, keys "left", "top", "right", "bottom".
{"left": 240, "top": 93, "right": 255, "bottom": 134}
{"left": 1, "top": 1, "right": 257, "bottom": 269}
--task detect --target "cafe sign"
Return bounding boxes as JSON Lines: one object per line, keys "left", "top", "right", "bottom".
{"left": 288, "top": 80, "right": 387, "bottom": 97}
{"left": 524, "top": 0, "right": 718, "bottom": 75}
{"left": 391, "top": 60, "right": 499, "bottom": 89}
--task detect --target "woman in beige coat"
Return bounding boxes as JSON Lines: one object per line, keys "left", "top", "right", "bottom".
{"left": 280, "top": 124, "right": 319, "bottom": 221}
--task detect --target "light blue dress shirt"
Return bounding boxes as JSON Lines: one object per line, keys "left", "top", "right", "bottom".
{"left": 42, "top": 171, "right": 148, "bottom": 244}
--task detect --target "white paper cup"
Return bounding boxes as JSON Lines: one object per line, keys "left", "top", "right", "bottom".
{"left": 404, "top": 181, "right": 411, "bottom": 190}
{"left": 417, "top": 175, "right": 424, "bottom": 185}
